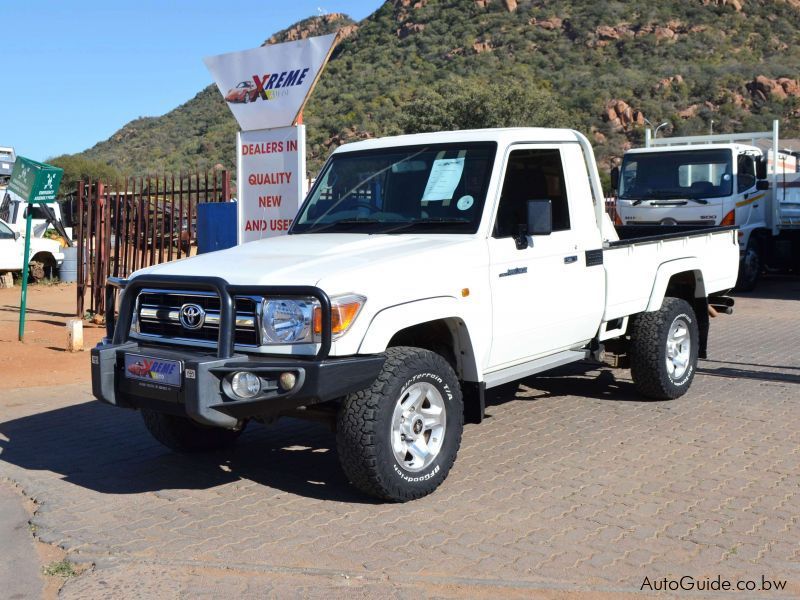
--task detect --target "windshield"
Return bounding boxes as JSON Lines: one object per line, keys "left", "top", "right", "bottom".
{"left": 619, "top": 149, "right": 733, "bottom": 200}
{"left": 292, "top": 143, "right": 497, "bottom": 234}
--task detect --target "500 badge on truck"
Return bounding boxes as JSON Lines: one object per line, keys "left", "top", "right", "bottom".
{"left": 92, "top": 127, "right": 738, "bottom": 501}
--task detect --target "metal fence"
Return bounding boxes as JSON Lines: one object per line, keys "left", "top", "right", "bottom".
{"left": 75, "top": 169, "right": 231, "bottom": 318}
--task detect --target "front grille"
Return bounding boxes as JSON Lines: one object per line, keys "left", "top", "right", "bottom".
{"left": 135, "top": 289, "right": 260, "bottom": 347}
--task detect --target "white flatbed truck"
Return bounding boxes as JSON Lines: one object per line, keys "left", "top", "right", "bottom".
{"left": 92, "top": 128, "right": 739, "bottom": 501}
{"left": 615, "top": 120, "right": 800, "bottom": 290}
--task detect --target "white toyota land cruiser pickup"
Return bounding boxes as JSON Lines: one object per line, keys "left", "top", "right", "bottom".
{"left": 92, "top": 128, "right": 739, "bottom": 501}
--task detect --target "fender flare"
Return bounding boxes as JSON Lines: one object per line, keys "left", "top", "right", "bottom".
{"left": 357, "top": 296, "right": 482, "bottom": 381}
{"left": 646, "top": 258, "right": 706, "bottom": 312}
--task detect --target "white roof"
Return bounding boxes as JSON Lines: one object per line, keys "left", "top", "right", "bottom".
{"left": 333, "top": 128, "right": 583, "bottom": 153}
{"left": 625, "top": 142, "right": 761, "bottom": 155}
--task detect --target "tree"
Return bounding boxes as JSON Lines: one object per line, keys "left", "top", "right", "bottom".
{"left": 46, "top": 155, "right": 123, "bottom": 195}
{"left": 399, "top": 76, "right": 575, "bottom": 134}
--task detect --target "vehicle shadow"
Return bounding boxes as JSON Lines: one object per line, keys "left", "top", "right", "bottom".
{"left": 696, "top": 365, "right": 800, "bottom": 385}
{"left": 0, "top": 400, "right": 377, "bottom": 504}
{"left": 484, "top": 361, "right": 649, "bottom": 411}
{"left": 0, "top": 305, "right": 73, "bottom": 318}
{"left": 732, "top": 274, "right": 800, "bottom": 301}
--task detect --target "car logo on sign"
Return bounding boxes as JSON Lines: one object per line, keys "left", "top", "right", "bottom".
{"left": 179, "top": 303, "right": 205, "bottom": 330}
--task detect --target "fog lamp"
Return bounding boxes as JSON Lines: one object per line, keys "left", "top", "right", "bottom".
{"left": 279, "top": 372, "right": 297, "bottom": 391}
{"left": 230, "top": 371, "right": 261, "bottom": 398}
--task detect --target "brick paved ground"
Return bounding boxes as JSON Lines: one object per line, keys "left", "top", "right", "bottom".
{"left": 1, "top": 277, "right": 798, "bottom": 598}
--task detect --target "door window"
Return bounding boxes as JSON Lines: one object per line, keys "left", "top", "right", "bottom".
{"left": 494, "top": 149, "right": 570, "bottom": 238}
{"left": 737, "top": 154, "right": 756, "bottom": 193}
{"left": 0, "top": 220, "right": 14, "bottom": 240}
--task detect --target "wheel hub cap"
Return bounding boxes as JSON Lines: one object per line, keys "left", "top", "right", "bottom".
{"left": 391, "top": 382, "right": 446, "bottom": 472}
{"left": 666, "top": 317, "right": 691, "bottom": 380}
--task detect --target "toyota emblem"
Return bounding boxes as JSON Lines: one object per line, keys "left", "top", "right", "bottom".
{"left": 179, "top": 303, "right": 206, "bottom": 330}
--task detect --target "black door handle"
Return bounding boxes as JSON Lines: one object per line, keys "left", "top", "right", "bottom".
{"left": 564, "top": 255, "right": 578, "bottom": 264}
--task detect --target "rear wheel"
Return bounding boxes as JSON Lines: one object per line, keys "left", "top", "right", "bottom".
{"left": 336, "top": 347, "right": 463, "bottom": 502}
{"left": 141, "top": 409, "right": 244, "bottom": 452}
{"left": 629, "top": 297, "right": 699, "bottom": 400}
{"left": 29, "top": 254, "right": 56, "bottom": 282}
{"left": 735, "top": 239, "right": 761, "bottom": 292}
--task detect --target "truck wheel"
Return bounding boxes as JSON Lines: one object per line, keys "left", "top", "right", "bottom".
{"left": 336, "top": 347, "right": 463, "bottom": 502}
{"left": 28, "top": 260, "right": 47, "bottom": 282}
{"left": 629, "top": 297, "right": 699, "bottom": 400}
{"left": 141, "top": 409, "right": 244, "bottom": 452}
{"left": 735, "top": 239, "right": 761, "bottom": 292}
{"left": 29, "top": 253, "right": 57, "bottom": 282}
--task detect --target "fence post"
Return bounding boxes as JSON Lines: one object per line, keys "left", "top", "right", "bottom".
{"left": 86, "top": 179, "right": 94, "bottom": 316}
{"left": 76, "top": 181, "right": 85, "bottom": 317}
{"left": 223, "top": 170, "right": 231, "bottom": 201}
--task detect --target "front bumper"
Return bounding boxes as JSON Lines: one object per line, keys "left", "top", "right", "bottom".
{"left": 91, "top": 274, "right": 384, "bottom": 428}
{"left": 91, "top": 341, "right": 385, "bottom": 428}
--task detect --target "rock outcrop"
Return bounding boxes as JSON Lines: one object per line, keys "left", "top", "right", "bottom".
{"left": 603, "top": 99, "right": 645, "bottom": 131}
{"left": 474, "top": 0, "right": 517, "bottom": 11}
{"left": 654, "top": 75, "right": 685, "bottom": 92}
{"left": 588, "top": 21, "right": 698, "bottom": 46}
{"left": 747, "top": 75, "right": 800, "bottom": 101}
{"left": 397, "top": 22, "right": 426, "bottom": 38}
{"left": 265, "top": 13, "right": 356, "bottom": 45}
{"left": 323, "top": 127, "right": 374, "bottom": 149}
{"left": 472, "top": 39, "right": 496, "bottom": 53}
{"left": 531, "top": 17, "right": 563, "bottom": 30}
{"left": 702, "top": 0, "right": 744, "bottom": 12}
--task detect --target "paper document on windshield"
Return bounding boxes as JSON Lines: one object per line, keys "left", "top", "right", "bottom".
{"left": 421, "top": 157, "right": 465, "bottom": 201}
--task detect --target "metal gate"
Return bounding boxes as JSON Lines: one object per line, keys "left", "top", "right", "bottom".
{"left": 75, "top": 169, "right": 231, "bottom": 318}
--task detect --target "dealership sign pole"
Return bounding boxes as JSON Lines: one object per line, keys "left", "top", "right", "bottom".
{"left": 7, "top": 157, "right": 63, "bottom": 341}
{"left": 204, "top": 33, "right": 338, "bottom": 244}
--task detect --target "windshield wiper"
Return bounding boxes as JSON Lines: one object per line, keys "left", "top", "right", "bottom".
{"left": 300, "top": 218, "right": 383, "bottom": 234}
{"left": 300, "top": 217, "right": 470, "bottom": 235}
{"left": 381, "top": 217, "right": 471, "bottom": 234}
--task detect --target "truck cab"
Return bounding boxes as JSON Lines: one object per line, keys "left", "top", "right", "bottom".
{"left": 617, "top": 143, "right": 765, "bottom": 228}
{"left": 0, "top": 188, "right": 73, "bottom": 241}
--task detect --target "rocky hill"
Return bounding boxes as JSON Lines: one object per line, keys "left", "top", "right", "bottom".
{"left": 72, "top": 0, "right": 800, "bottom": 176}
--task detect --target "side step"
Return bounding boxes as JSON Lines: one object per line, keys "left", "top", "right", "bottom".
{"left": 483, "top": 349, "right": 589, "bottom": 389}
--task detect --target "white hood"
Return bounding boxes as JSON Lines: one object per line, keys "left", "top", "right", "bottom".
{"left": 131, "top": 233, "right": 487, "bottom": 295}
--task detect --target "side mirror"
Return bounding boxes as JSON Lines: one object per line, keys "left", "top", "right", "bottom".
{"left": 756, "top": 156, "right": 768, "bottom": 180}
{"left": 610, "top": 166, "right": 620, "bottom": 192}
{"left": 13, "top": 231, "right": 21, "bottom": 241}
{"left": 514, "top": 199, "right": 552, "bottom": 249}
{"left": 756, "top": 179, "right": 770, "bottom": 191}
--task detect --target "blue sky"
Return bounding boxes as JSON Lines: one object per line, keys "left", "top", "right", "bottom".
{"left": 2, "top": 1, "right": 380, "bottom": 162}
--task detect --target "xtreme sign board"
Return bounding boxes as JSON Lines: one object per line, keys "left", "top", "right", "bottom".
{"left": 8, "top": 156, "right": 63, "bottom": 204}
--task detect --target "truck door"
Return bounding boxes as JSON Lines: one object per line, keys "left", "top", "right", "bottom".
{"left": 736, "top": 153, "right": 764, "bottom": 227}
{"left": 0, "top": 220, "right": 22, "bottom": 270}
{"left": 486, "top": 146, "right": 605, "bottom": 369}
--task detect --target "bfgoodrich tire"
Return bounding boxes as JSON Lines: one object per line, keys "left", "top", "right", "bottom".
{"left": 141, "top": 409, "right": 244, "bottom": 452}
{"left": 336, "top": 346, "right": 464, "bottom": 502}
{"left": 629, "top": 297, "right": 699, "bottom": 400}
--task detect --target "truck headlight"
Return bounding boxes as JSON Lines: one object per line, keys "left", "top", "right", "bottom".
{"left": 260, "top": 298, "right": 318, "bottom": 344}
{"left": 314, "top": 294, "right": 366, "bottom": 339}
{"left": 259, "top": 294, "right": 366, "bottom": 345}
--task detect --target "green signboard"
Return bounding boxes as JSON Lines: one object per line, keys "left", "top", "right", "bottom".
{"left": 10, "top": 156, "right": 64, "bottom": 341}
{"left": 8, "top": 156, "right": 63, "bottom": 204}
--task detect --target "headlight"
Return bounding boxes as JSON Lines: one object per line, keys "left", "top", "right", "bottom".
{"left": 314, "top": 294, "right": 366, "bottom": 339}
{"left": 259, "top": 294, "right": 366, "bottom": 345}
{"left": 260, "top": 298, "right": 318, "bottom": 344}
